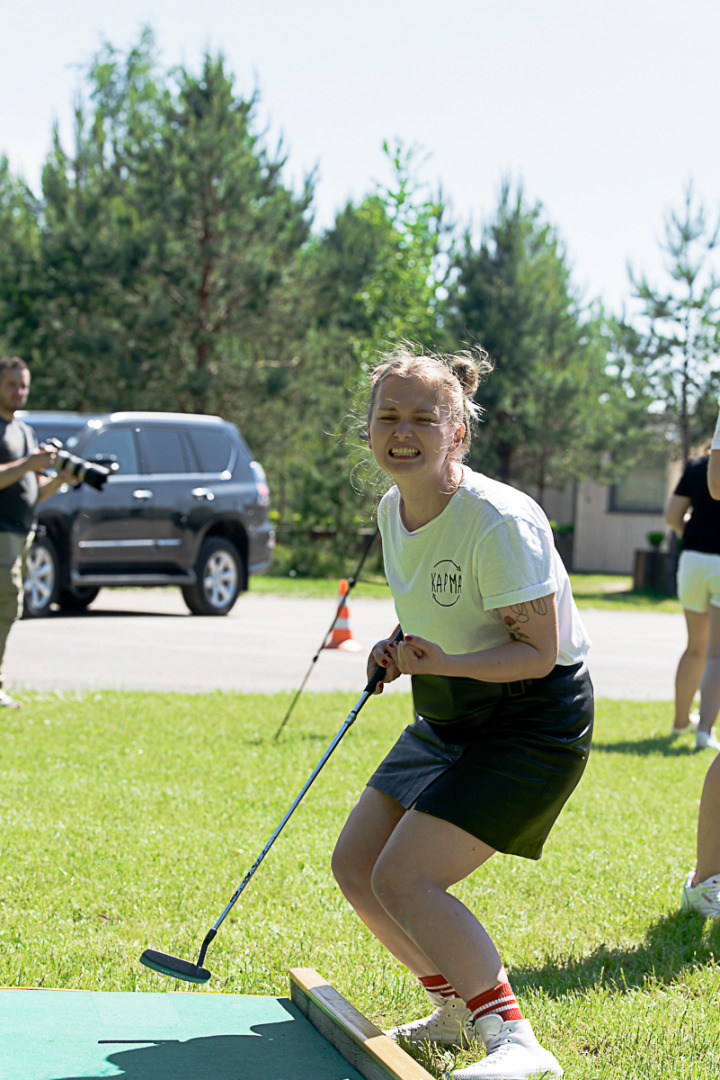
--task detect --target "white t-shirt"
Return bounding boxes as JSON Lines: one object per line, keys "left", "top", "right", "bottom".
{"left": 712, "top": 406, "right": 720, "bottom": 450}
{"left": 377, "top": 468, "right": 590, "bottom": 666}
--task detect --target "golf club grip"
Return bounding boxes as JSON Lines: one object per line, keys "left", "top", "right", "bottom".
{"left": 365, "top": 628, "right": 404, "bottom": 694}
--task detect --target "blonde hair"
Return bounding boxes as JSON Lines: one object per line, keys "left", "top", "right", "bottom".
{"left": 367, "top": 343, "right": 492, "bottom": 461}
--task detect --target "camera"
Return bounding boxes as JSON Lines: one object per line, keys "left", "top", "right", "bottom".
{"left": 41, "top": 438, "right": 117, "bottom": 492}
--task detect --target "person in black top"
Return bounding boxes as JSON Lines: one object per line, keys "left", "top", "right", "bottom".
{"left": 678, "top": 411, "right": 720, "bottom": 917}
{"left": 0, "top": 356, "right": 71, "bottom": 707}
{"left": 665, "top": 443, "right": 720, "bottom": 750}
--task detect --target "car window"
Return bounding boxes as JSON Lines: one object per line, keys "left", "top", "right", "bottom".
{"left": 188, "top": 428, "right": 234, "bottom": 473}
{"left": 28, "top": 423, "right": 86, "bottom": 449}
{"left": 85, "top": 428, "right": 139, "bottom": 475}
{"left": 138, "top": 428, "right": 191, "bottom": 474}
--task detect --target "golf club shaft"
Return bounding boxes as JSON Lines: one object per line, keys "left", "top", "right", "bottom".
{"left": 273, "top": 529, "right": 379, "bottom": 741}
{"left": 199, "top": 629, "right": 402, "bottom": 962}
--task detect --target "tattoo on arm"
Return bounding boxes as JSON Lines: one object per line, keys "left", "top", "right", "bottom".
{"left": 504, "top": 611, "right": 530, "bottom": 642}
{"left": 504, "top": 598, "right": 549, "bottom": 643}
{"left": 508, "top": 604, "right": 530, "bottom": 623}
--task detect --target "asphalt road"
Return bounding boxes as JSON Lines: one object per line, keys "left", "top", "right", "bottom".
{"left": 4, "top": 587, "right": 686, "bottom": 703}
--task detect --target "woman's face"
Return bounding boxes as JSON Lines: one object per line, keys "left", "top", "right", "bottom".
{"left": 367, "top": 374, "right": 463, "bottom": 485}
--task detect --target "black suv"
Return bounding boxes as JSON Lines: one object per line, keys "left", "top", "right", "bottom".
{"left": 18, "top": 410, "right": 274, "bottom": 617}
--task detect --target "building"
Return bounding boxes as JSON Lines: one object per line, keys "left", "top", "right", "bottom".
{"left": 530, "top": 458, "right": 682, "bottom": 574}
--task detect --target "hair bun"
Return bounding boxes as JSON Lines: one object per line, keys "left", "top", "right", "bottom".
{"left": 450, "top": 358, "right": 478, "bottom": 396}
{"left": 450, "top": 347, "right": 492, "bottom": 397}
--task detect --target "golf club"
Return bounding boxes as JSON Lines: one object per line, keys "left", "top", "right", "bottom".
{"left": 273, "top": 528, "right": 379, "bottom": 741}
{"left": 140, "top": 627, "right": 402, "bottom": 984}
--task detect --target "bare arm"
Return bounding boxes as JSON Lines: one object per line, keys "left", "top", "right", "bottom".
{"left": 665, "top": 493, "right": 692, "bottom": 536}
{"left": 0, "top": 446, "right": 56, "bottom": 492}
{"left": 0, "top": 446, "right": 74, "bottom": 503}
{"left": 387, "top": 593, "right": 559, "bottom": 684}
{"left": 709, "top": 451, "right": 720, "bottom": 500}
{"left": 37, "top": 470, "right": 73, "bottom": 502}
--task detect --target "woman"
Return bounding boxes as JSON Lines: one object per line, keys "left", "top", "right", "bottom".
{"left": 680, "top": 405, "right": 720, "bottom": 914}
{"left": 331, "top": 344, "right": 593, "bottom": 1080}
{"left": 665, "top": 441, "right": 720, "bottom": 751}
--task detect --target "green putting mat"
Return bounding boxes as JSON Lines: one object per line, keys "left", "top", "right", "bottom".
{"left": 0, "top": 988, "right": 367, "bottom": 1079}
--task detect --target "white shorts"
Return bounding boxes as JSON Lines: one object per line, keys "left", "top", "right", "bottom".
{"left": 677, "top": 550, "right": 720, "bottom": 612}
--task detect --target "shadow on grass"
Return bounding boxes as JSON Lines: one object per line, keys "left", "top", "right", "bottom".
{"left": 591, "top": 735, "right": 698, "bottom": 758}
{"left": 243, "top": 731, "right": 335, "bottom": 747}
{"left": 511, "top": 910, "right": 720, "bottom": 998}
{"left": 368, "top": 913, "right": 720, "bottom": 1078}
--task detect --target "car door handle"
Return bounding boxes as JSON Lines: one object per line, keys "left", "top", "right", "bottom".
{"left": 132, "top": 489, "right": 154, "bottom": 501}
{"left": 192, "top": 488, "right": 215, "bottom": 501}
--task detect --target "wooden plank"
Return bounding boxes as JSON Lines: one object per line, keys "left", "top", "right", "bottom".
{"left": 289, "top": 968, "right": 436, "bottom": 1080}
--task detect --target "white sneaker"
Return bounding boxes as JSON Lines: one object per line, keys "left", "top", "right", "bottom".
{"left": 671, "top": 711, "right": 700, "bottom": 737}
{"left": 696, "top": 730, "right": 720, "bottom": 751}
{"left": 0, "top": 690, "right": 22, "bottom": 708}
{"left": 387, "top": 992, "right": 474, "bottom": 1048}
{"left": 444, "top": 1015, "right": 563, "bottom": 1079}
{"left": 681, "top": 870, "right": 720, "bottom": 918}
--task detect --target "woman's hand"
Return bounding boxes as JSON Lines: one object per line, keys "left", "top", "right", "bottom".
{"left": 368, "top": 636, "right": 402, "bottom": 694}
{"left": 395, "top": 635, "right": 446, "bottom": 677}
{"left": 368, "top": 634, "right": 446, "bottom": 688}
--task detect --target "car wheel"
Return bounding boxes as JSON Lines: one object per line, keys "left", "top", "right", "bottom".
{"left": 23, "top": 536, "right": 59, "bottom": 618}
{"left": 182, "top": 537, "right": 245, "bottom": 616}
{"left": 58, "top": 585, "right": 100, "bottom": 613}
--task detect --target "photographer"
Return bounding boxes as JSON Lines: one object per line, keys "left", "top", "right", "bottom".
{"left": 0, "top": 357, "right": 74, "bottom": 707}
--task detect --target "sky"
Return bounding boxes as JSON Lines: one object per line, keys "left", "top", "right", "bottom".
{"left": 2, "top": 0, "right": 720, "bottom": 315}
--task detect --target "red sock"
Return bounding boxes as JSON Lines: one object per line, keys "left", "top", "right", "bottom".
{"left": 419, "top": 974, "right": 462, "bottom": 999}
{"left": 466, "top": 982, "right": 523, "bottom": 1024}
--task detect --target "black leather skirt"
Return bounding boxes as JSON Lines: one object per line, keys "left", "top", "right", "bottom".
{"left": 367, "top": 662, "right": 594, "bottom": 861}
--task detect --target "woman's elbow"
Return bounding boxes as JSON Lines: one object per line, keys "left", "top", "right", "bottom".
{"left": 532, "top": 645, "right": 559, "bottom": 679}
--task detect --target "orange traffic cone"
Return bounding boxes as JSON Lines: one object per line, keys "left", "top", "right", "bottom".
{"left": 324, "top": 579, "right": 363, "bottom": 651}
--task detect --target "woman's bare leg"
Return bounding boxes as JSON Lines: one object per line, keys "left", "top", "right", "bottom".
{"left": 674, "top": 609, "right": 708, "bottom": 730}
{"left": 370, "top": 809, "right": 505, "bottom": 1001}
{"left": 332, "top": 787, "right": 442, "bottom": 976}
{"left": 698, "top": 604, "right": 720, "bottom": 736}
{"left": 696, "top": 753, "right": 720, "bottom": 883}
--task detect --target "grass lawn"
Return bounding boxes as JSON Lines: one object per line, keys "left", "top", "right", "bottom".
{"left": 1, "top": 688, "right": 717, "bottom": 1078}
{"left": 250, "top": 572, "right": 683, "bottom": 614}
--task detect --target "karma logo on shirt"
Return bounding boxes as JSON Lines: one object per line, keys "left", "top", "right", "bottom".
{"left": 431, "top": 559, "right": 462, "bottom": 606}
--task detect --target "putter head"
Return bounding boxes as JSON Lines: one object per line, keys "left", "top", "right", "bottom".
{"left": 140, "top": 948, "right": 211, "bottom": 984}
